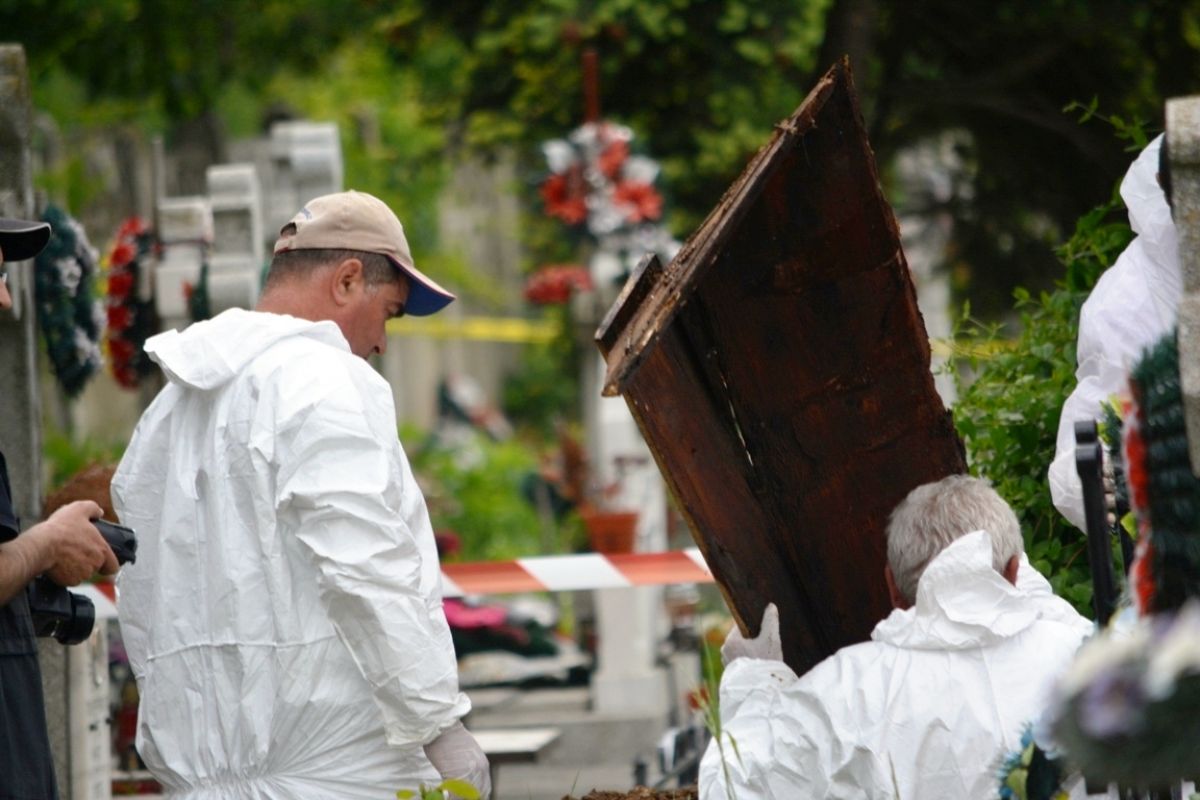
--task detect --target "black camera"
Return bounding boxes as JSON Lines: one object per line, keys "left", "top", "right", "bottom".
{"left": 27, "top": 519, "right": 137, "bottom": 645}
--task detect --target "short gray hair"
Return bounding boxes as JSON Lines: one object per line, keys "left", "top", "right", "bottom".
{"left": 885, "top": 475, "right": 1023, "bottom": 604}
{"left": 266, "top": 240, "right": 398, "bottom": 290}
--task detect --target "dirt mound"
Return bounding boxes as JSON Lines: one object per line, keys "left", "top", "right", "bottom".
{"left": 564, "top": 788, "right": 698, "bottom": 800}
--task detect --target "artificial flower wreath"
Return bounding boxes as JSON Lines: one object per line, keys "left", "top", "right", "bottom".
{"left": 102, "top": 218, "right": 159, "bottom": 390}
{"left": 33, "top": 204, "right": 103, "bottom": 397}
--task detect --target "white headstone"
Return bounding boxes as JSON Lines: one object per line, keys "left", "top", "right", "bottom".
{"left": 268, "top": 121, "right": 343, "bottom": 236}
{"left": 207, "top": 163, "right": 263, "bottom": 266}
{"left": 154, "top": 197, "right": 211, "bottom": 325}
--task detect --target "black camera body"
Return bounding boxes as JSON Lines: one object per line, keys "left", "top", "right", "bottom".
{"left": 28, "top": 519, "right": 137, "bottom": 645}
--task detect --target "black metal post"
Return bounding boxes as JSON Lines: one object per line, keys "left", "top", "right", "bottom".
{"left": 1075, "top": 419, "right": 1118, "bottom": 626}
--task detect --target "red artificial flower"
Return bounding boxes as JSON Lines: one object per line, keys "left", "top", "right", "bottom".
{"left": 117, "top": 217, "right": 147, "bottom": 240}
{"left": 107, "top": 338, "right": 135, "bottom": 363}
{"left": 106, "top": 305, "right": 133, "bottom": 330}
{"left": 1131, "top": 536, "right": 1156, "bottom": 615}
{"left": 1124, "top": 416, "right": 1150, "bottom": 515}
{"left": 541, "top": 171, "right": 588, "bottom": 226}
{"left": 612, "top": 181, "right": 663, "bottom": 223}
{"left": 523, "top": 264, "right": 592, "bottom": 305}
{"left": 113, "top": 364, "right": 139, "bottom": 390}
{"left": 107, "top": 270, "right": 135, "bottom": 299}
{"left": 597, "top": 140, "right": 629, "bottom": 180}
{"left": 109, "top": 242, "right": 136, "bottom": 268}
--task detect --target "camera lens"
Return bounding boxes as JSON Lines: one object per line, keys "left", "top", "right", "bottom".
{"left": 56, "top": 592, "right": 97, "bottom": 646}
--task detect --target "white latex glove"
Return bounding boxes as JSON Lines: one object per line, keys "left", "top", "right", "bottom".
{"left": 720, "top": 603, "right": 782, "bottom": 665}
{"left": 423, "top": 721, "right": 491, "bottom": 799}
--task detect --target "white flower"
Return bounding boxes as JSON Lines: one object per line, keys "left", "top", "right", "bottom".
{"left": 622, "top": 155, "right": 660, "bottom": 185}
{"left": 56, "top": 257, "right": 82, "bottom": 295}
{"left": 542, "top": 140, "right": 578, "bottom": 175}
{"left": 1144, "top": 601, "right": 1200, "bottom": 699}
{"left": 586, "top": 192, "right": 626, "bottom": 237}
{"left": 1056, "top": 620, "right": 1152, "bottom": 697}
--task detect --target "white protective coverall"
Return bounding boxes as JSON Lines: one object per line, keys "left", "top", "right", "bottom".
{"left": 113, "top": 308, "right": 470, "bottom": 798}
{"left": 1048, "top": 133, "right": 1180, "bottom": 531}
{"left": 698, "top": 530, "right": 1093, "bottom": 800}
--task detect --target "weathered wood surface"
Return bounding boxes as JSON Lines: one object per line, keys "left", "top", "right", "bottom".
{"left": 596, "top": 59, "right": 966, "bottom": 673}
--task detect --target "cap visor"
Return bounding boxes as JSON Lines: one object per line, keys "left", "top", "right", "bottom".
{"left": 0, "top": 219, "right": 50, "bottom": 262}
{"left": 389, "top": 259, "right": 456, "bottom": 316}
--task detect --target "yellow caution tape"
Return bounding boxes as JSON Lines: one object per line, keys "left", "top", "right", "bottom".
{"left": 386, "top": 318, "right": 1015, "bottom": 356}
{"left": 387, "top": 315, "right": 558, "bottom": 343}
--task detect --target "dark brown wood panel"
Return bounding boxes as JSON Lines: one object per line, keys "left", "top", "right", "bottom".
{"left": 597, "top": 58, "right": 966, "bottom": 673}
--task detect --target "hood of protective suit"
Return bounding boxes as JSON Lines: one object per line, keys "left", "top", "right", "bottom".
{"left": 1049, "top": 134, "right": 1181, "bottom": 532}
{"left": 1121, "top": 134, "right": 1180, "bottom": 322}
{"left": 873, "top": 530, "right": 1046, "bottom": 650}
{"left": 699, "top": 531, "right": 1093, "bottom": 800}
{"left": 146, "top": 308, "right": 349, "bottom": 391}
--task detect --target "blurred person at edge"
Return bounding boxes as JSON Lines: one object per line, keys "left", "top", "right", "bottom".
{"left": 112, "top": 191, "right": 490, "bottom": 799}
{"left": 1049, "top": 133, "right": 1179, "bottom": 531}
{"left": 0, "top": 217, "right": 120, "bottom": 800}
{"left": 699, "top": 475, "right": 1094, "bottom": 799}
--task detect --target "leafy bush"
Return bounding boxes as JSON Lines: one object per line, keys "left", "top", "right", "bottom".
{"left": 406, "top": 426, "right": 584, "bottom": 561}
{"left": 501, "top": 305, "right": 582, "bottom": 438}
{"left": 42, "top": 430, "right": 125, "bottom": 497}
{"left": 948, "top": 189, "right": 1133, "bottom": 615}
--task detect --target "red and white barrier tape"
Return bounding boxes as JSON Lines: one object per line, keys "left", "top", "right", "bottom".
{"left": 442, "top": 548, "right": 713, "bottom": 597}
{"left": 91, "top": 550, "right": 714, "bottom": 603}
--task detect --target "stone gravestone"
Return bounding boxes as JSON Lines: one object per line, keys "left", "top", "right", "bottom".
{"left": 1168, "top": 98, "right": 1200, "bottom": 475}
{"left": 206, "top": 163, "right": 264, "bottom": 314}
{"left": 154, "top": 196, "right": 211, "bottom": 331}
{"left": 266, "top": 121, "right": 343, "bottom": 240}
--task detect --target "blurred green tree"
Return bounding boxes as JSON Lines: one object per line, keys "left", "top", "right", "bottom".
{"left": 9, "top": 0, "right": 1200, "bottom": 313}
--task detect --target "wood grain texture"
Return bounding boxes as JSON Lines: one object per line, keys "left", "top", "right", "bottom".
{"left": 596, "top": 59, "right": 966, "bottom": 673}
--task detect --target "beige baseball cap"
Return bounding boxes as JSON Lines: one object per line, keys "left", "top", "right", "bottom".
{"left": 273, "top": 190, "right": 456, "bottom": 316}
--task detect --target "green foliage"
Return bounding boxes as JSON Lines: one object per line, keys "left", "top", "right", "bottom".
{"left": 501, "top": 306, "right": 582, "bottom": 436}
{"left": 42, "top": 430, "right": 124, "bottom": 496}
{"left": 396, "top": 778, "right": 480, "bottom": 800}
{"left": 697, "top": 640, "right": 740, "bottom": 800}
{"left": 948, "top": 190, "right": 1133, "bottom": 616}
{"left": 407, "top": 427, "right": 582, "bottom": 561}
{"left": 33, "top": 154, "right": 104, "bottom": 217}
{"left": 17, "top": 0, "right": 1200, "bottom": 322}
{"left": 12, "top": 0, "right": 388, "bottom": 123}
{"left": 383, "top": 0, "right": 831, "bottom": 235}
{"left": 264, "top": 42, "right": 450, "bottom": 259}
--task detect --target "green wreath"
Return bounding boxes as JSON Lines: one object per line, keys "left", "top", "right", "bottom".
{"left": 34, "top": 204, "right": 102, "bottom": 398}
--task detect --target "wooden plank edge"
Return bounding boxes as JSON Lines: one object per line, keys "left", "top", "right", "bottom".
{"left": 598, "top": 58, "right": 851, "bottom": 398}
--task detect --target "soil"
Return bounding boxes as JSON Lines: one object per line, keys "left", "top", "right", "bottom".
{"left": 562, "top": 788, "right": 698, "bottom": 800}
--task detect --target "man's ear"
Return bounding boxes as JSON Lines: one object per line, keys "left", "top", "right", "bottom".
{"left": 1002, "top": 554, "right": 1020, "bottom": 587}
{"left": 885, "top": 565, "right": 911, "bottom": 610}
{"left": 329, "top": 257, "right": 365, "bottom": 307}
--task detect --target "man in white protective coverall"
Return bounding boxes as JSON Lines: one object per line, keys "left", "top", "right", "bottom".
{"left": 113, "top": 190, "right": 490, "bottom": 799}
{"left": 1048, "top": 134, "right": 1179, "bottom": 531}
{"left": 698, "top": 475, "right": 1094, "bottom": 800}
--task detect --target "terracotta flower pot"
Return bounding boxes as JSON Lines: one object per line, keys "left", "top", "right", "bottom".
{"left": 579, "top": 507, "right": 639, "bottom": 554}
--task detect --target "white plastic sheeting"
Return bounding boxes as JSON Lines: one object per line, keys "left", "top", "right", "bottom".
{"left": 114, "top": 308, "right": 468, "bottom": 798}
{"left": 698, "top": 531, "right": 1092, "bottom": 799}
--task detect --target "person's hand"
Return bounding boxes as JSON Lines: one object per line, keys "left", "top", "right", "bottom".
{"left": 36, "top": 501, "right": 119, "bottom": 586}
{"left": 423, "top": 721, "right": 491, "bottom": 799}
{"left": 720, "top": 603, "right": 782, "bottom": 666}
